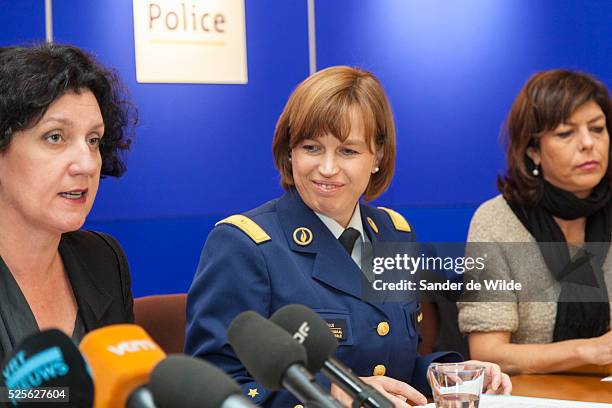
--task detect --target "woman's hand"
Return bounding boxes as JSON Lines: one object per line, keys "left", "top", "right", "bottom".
{"left": 331, "top": 376, "right": 428, "bottom": 408}
{"left": 576, "top": 330, "right": 612, "bottom": 366}
{"left": 462, "top": 360, "right": 512, "bottom": 395}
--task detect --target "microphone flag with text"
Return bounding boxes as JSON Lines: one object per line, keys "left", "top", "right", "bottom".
{"left": 0, "top": 329, "right": 94, "bottom": 407}
{"left": 79, "top": 324, "right": 165, "bottom": 408}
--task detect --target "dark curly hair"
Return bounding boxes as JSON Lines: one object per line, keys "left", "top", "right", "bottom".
{"left": 0, "top": 43, "right": 136, "bottom": 177}
{"left": 498, "top": 69, "right": 612, "bottom": 207}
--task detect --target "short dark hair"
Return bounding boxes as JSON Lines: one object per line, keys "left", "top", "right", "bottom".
{"left": 498, "top": 69, "right": 612, "bottom": 206}
{"left": 0, "top": 43, "right": 136, "bottom": 177}
{"left": 272, "top": 66, "right": 396, "bottom": 201}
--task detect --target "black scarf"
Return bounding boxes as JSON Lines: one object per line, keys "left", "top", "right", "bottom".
{"left": 508, "top": 180, "right": 611, "bottom": 342}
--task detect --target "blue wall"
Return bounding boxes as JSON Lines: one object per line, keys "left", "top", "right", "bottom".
{"left": 1, "top": 1, "right": 611, "bottom": 296}
{"left": 0, "top": 0, "right": 45, "bottom": 45}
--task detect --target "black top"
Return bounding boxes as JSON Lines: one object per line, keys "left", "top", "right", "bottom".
{"left": 0, "top": 264, "right": 86, "bottom": 348}
{"left": 0, "top": 230, "right": 134, "bottom": 362}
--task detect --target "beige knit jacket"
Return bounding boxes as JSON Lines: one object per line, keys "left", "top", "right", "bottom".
{"left": 457, "top": 195, "right": 612, "bottom": 344}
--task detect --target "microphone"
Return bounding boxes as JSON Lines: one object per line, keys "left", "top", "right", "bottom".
{"left": 150, "top": 354, "right": 257, "bottom": 408}
{"left": 0, "top": 329, "right": 93, "bottom": 407}
{"left": 271, "top": 304, "right": 393, "bottom": 408}
{"left": 227, "top": 311, "right": 343, "bottom": 408}
{"left": 79, "top": 324, "right": 165, "bottom": 408}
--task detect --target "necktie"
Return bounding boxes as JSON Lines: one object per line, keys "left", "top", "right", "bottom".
{"left": 338, "top": 227, "right": 360, "bottom": 255}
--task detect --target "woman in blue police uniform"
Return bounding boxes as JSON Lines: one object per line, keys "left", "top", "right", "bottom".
{"left": 185, "top": 66, "right": 512, "bottom": 407}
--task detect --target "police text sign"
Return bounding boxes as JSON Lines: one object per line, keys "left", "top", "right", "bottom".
{"left": 133, "top": 0, "right": 248, "bottom": 84}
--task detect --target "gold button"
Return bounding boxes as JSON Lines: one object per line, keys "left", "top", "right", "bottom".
{"left": 373, "top": 364, "right": 386, "bottom": 376}
{"left": 377, "top": 321, "right": 390, "bottom": 336}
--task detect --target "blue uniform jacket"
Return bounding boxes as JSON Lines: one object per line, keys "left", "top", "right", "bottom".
{"left": 186, "top": 189, "right": 461, "bottom": 406}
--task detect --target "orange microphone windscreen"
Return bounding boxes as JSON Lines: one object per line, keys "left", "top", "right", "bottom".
{"left": 79, "top": 324, "right": 166, "bottom": 408}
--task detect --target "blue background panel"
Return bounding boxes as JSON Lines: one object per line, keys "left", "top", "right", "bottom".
{"left": 0, "top": 0, "right": 45, "bottom": 46}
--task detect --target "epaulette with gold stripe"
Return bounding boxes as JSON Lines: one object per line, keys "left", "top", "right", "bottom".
{"left": 215, "top": 215, "right": 271, "bottom": 244}
{"left": 377, "top": 207, "right": 412, "bottom": 232}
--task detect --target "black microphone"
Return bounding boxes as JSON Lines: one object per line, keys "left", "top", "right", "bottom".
{"left": 227, "top": 311, "right": 343, "bottom": 408}
{"left": 126, "top": 387, "right": 156, "bottom": 408}
{"left": 271, "top": 304, "right": 393, "bottom": 408}
{"left": 150, "top": 355, "right": 257, "bottom": 408}
{"left": 0, "top": 329, "right": 94, "bottom": 407}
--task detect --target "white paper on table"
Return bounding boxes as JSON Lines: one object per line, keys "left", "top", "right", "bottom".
{"left": 603, "top": 376, "right": 612, "bottom": 382}
{"left": 414, "top": 394, "right": 612, "bottom": 407}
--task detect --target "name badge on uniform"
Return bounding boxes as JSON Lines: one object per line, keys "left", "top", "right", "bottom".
{"left": 316, "top": 310, "right": 353, "bottom": 345}
{"left": 326, "top": 319, "right": 348, "bottom": 341}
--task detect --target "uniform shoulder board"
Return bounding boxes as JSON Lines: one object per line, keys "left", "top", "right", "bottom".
{"left": 215, "top": 215, "right": 271, "bottom": 244}
{"left": 377, "top": 207, "right": 412, "bottom": 232}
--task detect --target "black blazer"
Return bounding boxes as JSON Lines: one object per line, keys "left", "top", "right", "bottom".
{"left": 0, "top": 230, "right": 134, "bottom": 361}
{"left": 60, "top": 230, "right": 134, "bottom": 330}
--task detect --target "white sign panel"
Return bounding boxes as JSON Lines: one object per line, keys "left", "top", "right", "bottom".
{"left": 133, "top": 0, "right": 247, "bottom": 84}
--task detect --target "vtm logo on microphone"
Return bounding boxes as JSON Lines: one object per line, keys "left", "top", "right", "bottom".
{"left": 293, "top": 322, "right": 310, "bottom": 344}
{"left": 107, "top": 339, "right": 158, "bottom": 356}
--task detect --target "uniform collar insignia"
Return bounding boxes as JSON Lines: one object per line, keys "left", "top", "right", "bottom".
{"left": 293, "top": 227, "right": 313, "bottom": 246}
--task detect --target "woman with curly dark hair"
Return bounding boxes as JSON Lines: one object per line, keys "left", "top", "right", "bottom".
{"left": 0, "top": 43, "right": 137, "bottom": 360}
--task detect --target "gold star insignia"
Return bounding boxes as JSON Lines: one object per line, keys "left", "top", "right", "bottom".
{"left": 247, "top": 388, "right": 259, "bottom": 398}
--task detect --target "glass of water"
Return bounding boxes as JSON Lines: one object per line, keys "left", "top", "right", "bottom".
{"left": 427, "top": 363, "right": 485, "bottom": 408}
